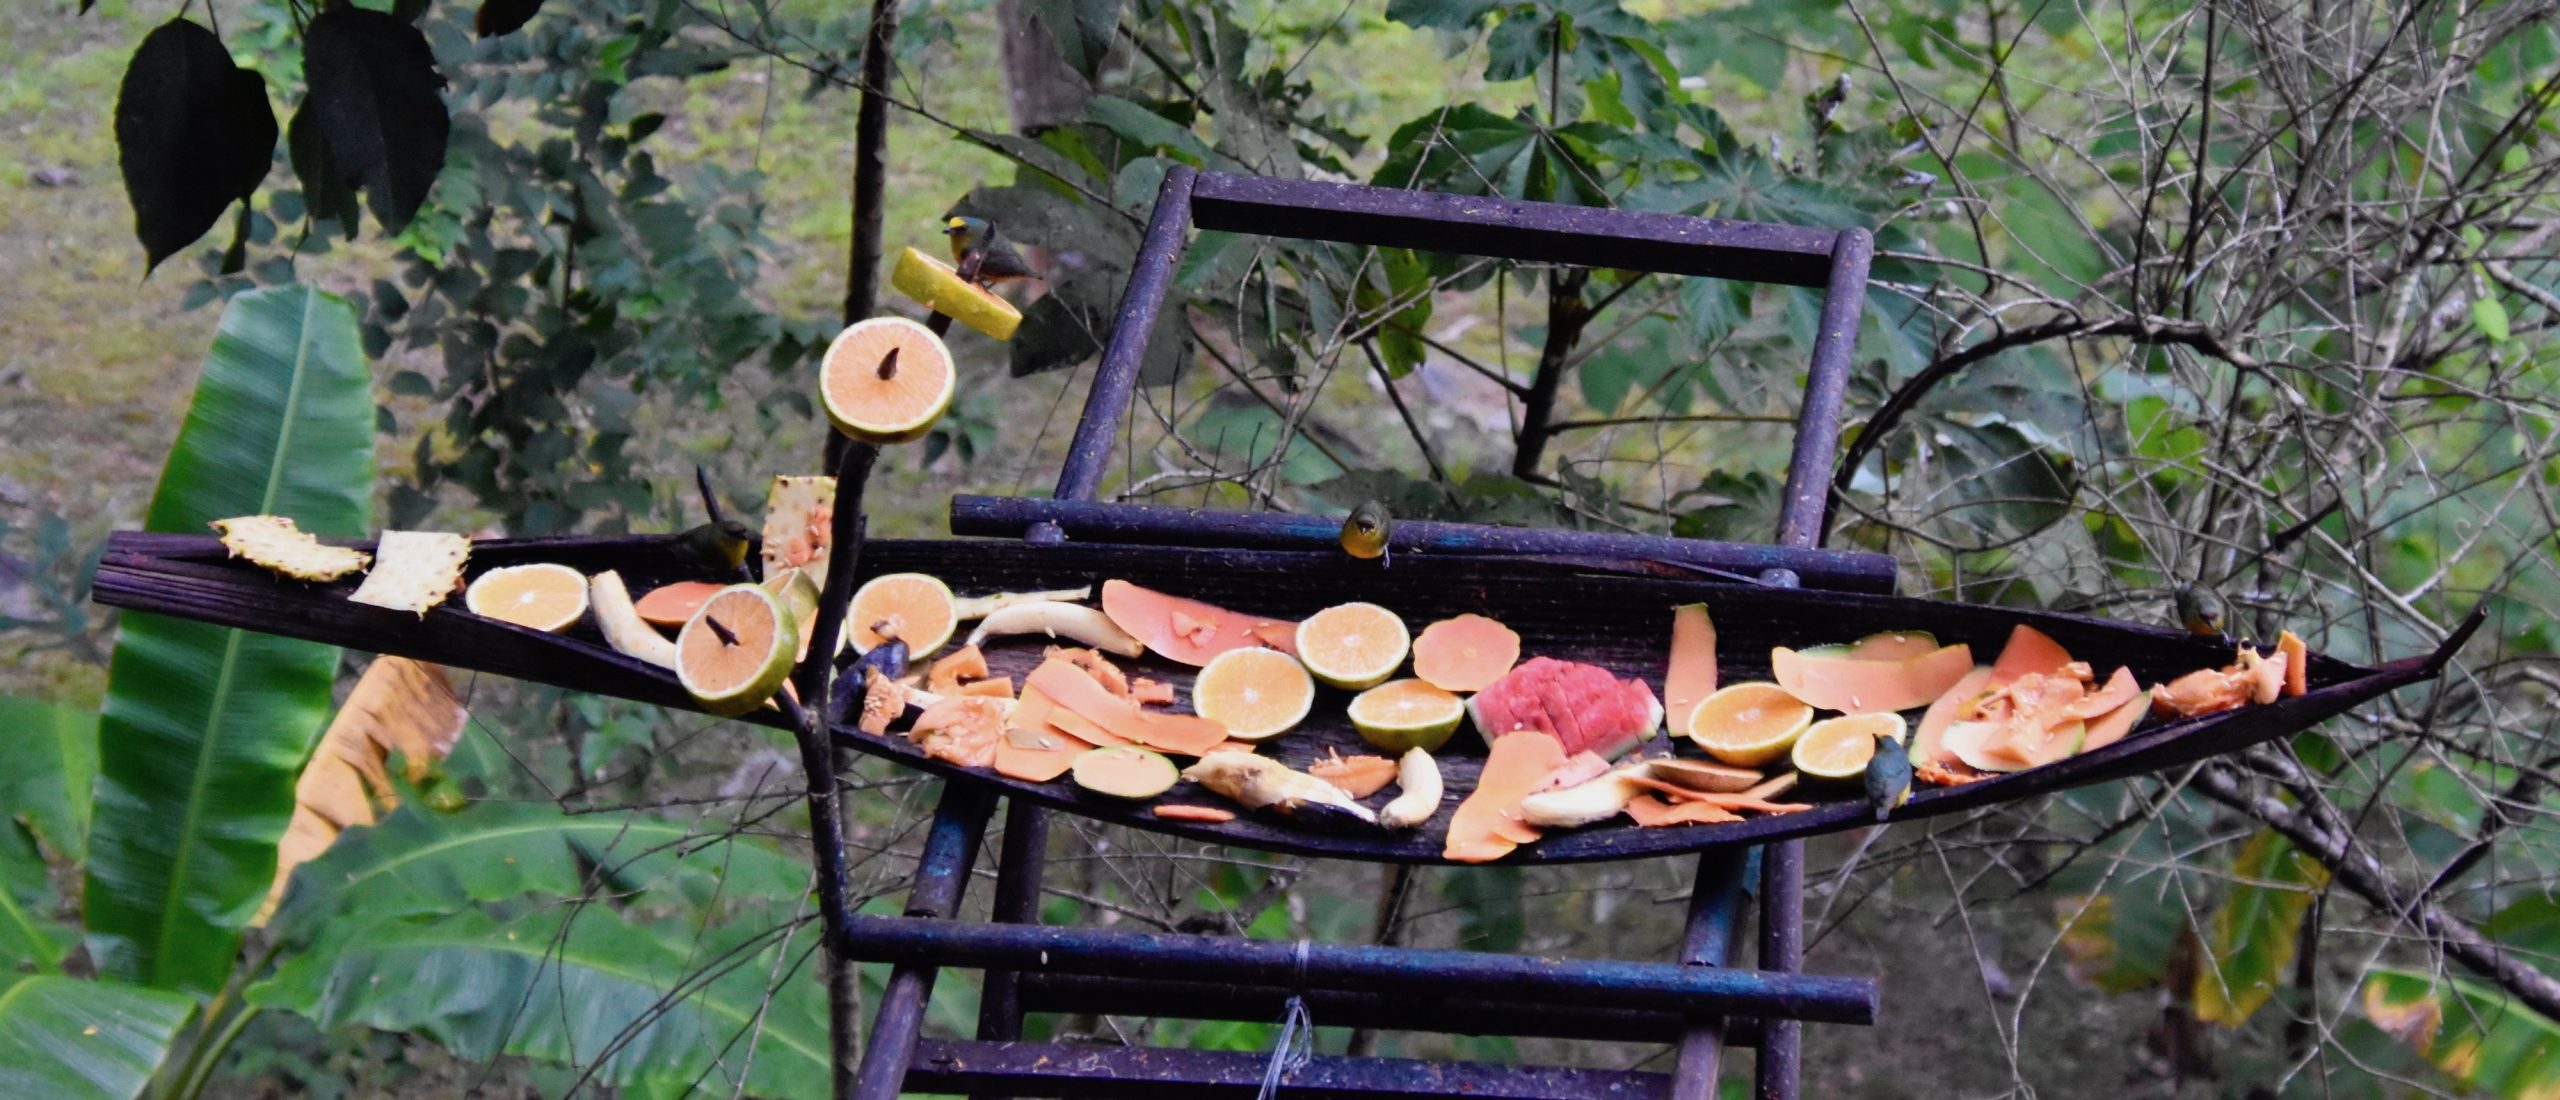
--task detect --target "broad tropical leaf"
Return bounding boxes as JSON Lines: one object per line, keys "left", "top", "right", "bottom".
{"left": 0, "top": 695, "right": 98, "bottom": 861}
{"left": 2364, "top": 967, "right": 2560, "bottom": 1096}
{"left": 0, "top": 820, "right": 72, "bottom": 973}
{"left": 257, "top": 656, "right": 467, "bottom": 925}
{"left": 0, "top": 975, "right": 196, "bottom": 1100}
{"left": 2195, "top": 829, "right": 2329, "bottom": 1025}
{"left": 86, "top": 285, "right": 376, "bottom": 994}
{"left": 265, "top": 800, "right": 808, "bottom": 947}
{"left": 251, "top": 907, "right": 828, "bottom": 1097}
{"left": 114, "top": 19, "right": 277, "bottom": 271}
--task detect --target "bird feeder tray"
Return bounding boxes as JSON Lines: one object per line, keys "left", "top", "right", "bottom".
{"left": 94, "top": 528, "right": 2474, "bottom": 865}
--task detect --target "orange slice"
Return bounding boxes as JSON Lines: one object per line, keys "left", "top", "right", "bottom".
{"left": 464, "top": 563, "right": 589, "bottom": 632}
{"left": 1295, "top": 602, "right": 1410, "bottom": 690}
{"left": 845, "top": 572, "right": 957, "bottom": 657}
{"left": 1791, "top": 712, "right": 1907, "bottom": 780}
{"left": 1686, "top": 682, "right": 1815, "bottom": 767}
{"left": 891, "top": 246, "right": 1023, "bottom": 341}
{"left": 820, "top": 316, "right": 956, "bottom": 444}
{"left": 674, "top": 584, "right": 799, "bottom": 717}
{"left": 1410, "top": 614, "right": 1521, "bottom": 693}
{"left": 1190, "top": 647, "right": 1315, "bottom": 741}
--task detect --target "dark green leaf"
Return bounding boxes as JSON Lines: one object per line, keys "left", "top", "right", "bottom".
{"left": 251, "top": 907, "right": 827, "bottom": 1096}
{"left": 87, "top": 285, "right": 375, "bottom": 994}
{"left": 289, "top": 105, "right": 360, "bottom": 240}
{"left": 0, "top": 696, "right": 97, "bottom": 861}
{"left": 303, "top": 7, "right": 451, "bottom": 234}
{"left": 0, "top": 975, "right": 195, "bottom": 1100}
{"left": 475, "top": 0, "right": 543, "bottom": 37}
{"left": 115, "top": 19, "right": 278, "bottom": 271}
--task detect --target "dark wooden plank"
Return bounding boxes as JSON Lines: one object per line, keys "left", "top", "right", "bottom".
{"left": 907, "top": 1039, "right": 1671, "bottom": 1100}
{"left": 1016, "top": 973, "right": 1736, "bottom": 1045}
{"left": 948, "top": 494, "right": 1897, "bottom": 592}
{"left": 93, "top": 533, "right": 2464, "bottom": 866}
{"left": 1189, "top": 172, "right": 1839, "bottom": 288}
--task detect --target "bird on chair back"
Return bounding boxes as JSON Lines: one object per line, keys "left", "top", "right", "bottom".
{"left": 943, "top": 216, "right": 1040, "bottom": 288}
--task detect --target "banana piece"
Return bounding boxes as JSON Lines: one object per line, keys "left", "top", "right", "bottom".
{"left": 951, "top": 587, "right": 1094, "bottom": 621}
{"left": 590, "top": 570, "right": 679, "bottom": 670}
{"left": 1520, "top": 768, "right": 1649, "bottom": 829}
{"left": 964, "top": 601, "right": 1144, "bottom": 657}
{"left": 1182, "top": 751, "right": 1376, "bottom": 825}
{"left": 1377, "top": 748, "right": 1443, "bottom": 829}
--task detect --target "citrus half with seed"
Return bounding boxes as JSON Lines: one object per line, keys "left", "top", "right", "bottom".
{"left": 1686, "top": 682, "right": 1815, "bottom": 767}
{"left": 1191, "top": 647, "right": 1315, "bottom": 741}
{"left": 464, "top": 563, "right": 589, "bottom": 632}
{"left": 844, "top": 572, "right": 957, "bottom": 657}
{"left": 1791, "top": 712, "right": 1909, "bottom": 780}
{"left": 1295, "top": 602, "right": 1410, "bottom": 690}
{"left": 675, "top": 584, "right": 800, "bottom": 717}
{"left": 1347, "top": 678, "right": 1466, "bottom": 753}
{"left": 820, "top": 316, "right": 956, "bottom": 444}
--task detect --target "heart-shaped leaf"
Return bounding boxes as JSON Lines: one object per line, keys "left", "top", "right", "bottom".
{"left": 114, "top": 19, "right": 278, "bottom": 272}
{"left": 302, "top": 7, "right": 450, "bottom": 234}
{"left": 475, "top": 0, "right": 545, "bottom": 38}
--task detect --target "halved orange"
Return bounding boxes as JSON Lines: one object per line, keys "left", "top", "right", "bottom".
{"left": 1190, "top": 647, "right": 1315, "bottom": 741}
{"left": 1347, "top": 678, "right": 1466, "bottom": 753}
{"left": 464, "top": 563, "right": 589, "bottom": 632}
{"left": 821, "top": 317, "right": 956, "bottom": 444}
{"left": 1295, "top": 602, "right": 1410, "bottom": 690}
{"left": 844, "top": 572, "right": 957, "bottom": 657}
{"left": 675, "top": 584, "right": 799, "bottom": 717}
{"left": 1791, "top": 712, "right": 1908, "bottom": 780}
{"left": 1686, "top": 682, "right": 1815, "bottom": 767}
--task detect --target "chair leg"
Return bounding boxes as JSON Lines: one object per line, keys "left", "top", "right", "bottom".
{"left": 968, "top": 800, "right": 1051, "bottom": 1100}
{"left": 851, "top": 782, "right": 997, "bottom": 1099}
{"left": 1753, "top": 839, "right": 1805, "bottom": 1100}
{"left": 1669, "top": 848, "right": 1754, "bottom": 1096}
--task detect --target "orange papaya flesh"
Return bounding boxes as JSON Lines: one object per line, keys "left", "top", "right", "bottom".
{"left": 1444, "top": 731, "right": 1568, "bottom": 863}
{"left": 1770, "top": 643, "right": 1974, "bottom": 714}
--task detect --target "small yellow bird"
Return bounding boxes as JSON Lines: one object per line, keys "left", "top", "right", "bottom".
{"left": 1340, "top": 501, "right": 1392, "bottom": 567}
{"left": 2175, "top": 585, "right": 2228, "bottom": 643}
{"left": 942, "top": 216, "right": 1039, "bottom": 287}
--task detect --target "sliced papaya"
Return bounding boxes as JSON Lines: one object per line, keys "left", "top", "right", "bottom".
{"left": 1913, "top": 666, "right": 1995, "bottom": 773}
{"left": 2081, "top": 690, "right": 2151, "bottom": 752}
{"left": 634, "top": 580, "right": 725, "bottom": 629}
{"left": 1988, "top": 624, "right": 2075, "bottom": 686}
{"left": 1802, "top": 631, "right": 1940, "bottom": 662}
{"left": 1771, "top": 643, "right": 1974, "bottom": 714}
{"left": 1309, "top": 754, "right": 1400, "bottom": 799}
{"left": 1025, "top": 657, "right": 1227, "bottom": 756}
{"left": 1413, "top": 613, "right": 1524, "bottom": 694}
{"left": 1152, "top": 804, "right": 1238, "bottom": 824}
{"left": 1661, "top": 604, "right": 1718, "bottom": 732}
{"left": 994, "top": 723, "right": 1090, "bottom": 782}
{"left": 1100, "top": 580, "right": 1296, "bottom": 667}
{"left": 2277, "top": 630, "right": 2309, "bottom": 697}
{"left": 1444, "top": 731, "right": 1568, "bottom": 863}
{"left": 1623, "top": 794, "right": 1744, "bottom": 827}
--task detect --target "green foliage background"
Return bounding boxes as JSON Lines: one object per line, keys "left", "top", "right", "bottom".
{"left": 6, "top": 0, "right": 2560, "bottom": 1096}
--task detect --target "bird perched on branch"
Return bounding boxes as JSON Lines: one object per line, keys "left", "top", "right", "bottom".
{"left": 1340, "top": 500, "right": 1392, "bottom": 567}
{"left": 943, "top": 216, "right": 1040, "bottom": 288}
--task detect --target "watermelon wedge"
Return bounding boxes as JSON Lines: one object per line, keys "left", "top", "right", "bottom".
{"left": 1467, "top": 657, "right": 1663, "bottom": 759}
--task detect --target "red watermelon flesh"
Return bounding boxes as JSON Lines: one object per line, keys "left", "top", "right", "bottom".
{"left": 1467, "top": 657, "right": 1663, "bottom": 759}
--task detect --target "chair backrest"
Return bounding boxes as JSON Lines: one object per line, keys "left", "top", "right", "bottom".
{"left": 1046, "top": 166, "right": 1875, "bottom": 564}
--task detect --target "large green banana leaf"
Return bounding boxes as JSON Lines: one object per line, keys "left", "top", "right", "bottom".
{"left": 0, "top": 695, "right": 97, "bottom": 972}
{"left": 253, "top": 905, "right": 828, "bottom": 1096}
{"left": 85, "top": 284, "right": 376, "bottom": 994}
{"left": 264, "top": 800, "right": 810, "bottom": 944}
{"left": 0, "top": 975, "right": 196, "bottom": 1100}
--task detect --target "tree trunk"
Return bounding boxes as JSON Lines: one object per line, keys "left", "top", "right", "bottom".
{"left": 997, "top": 0, "right": 1094, "bottom": 133}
